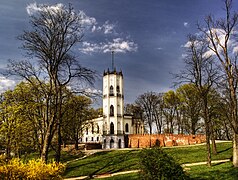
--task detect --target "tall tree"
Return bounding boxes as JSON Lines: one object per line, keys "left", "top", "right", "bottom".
{"left": 8, "top": 3, "right": 95, "bottom": 162}
{"left": 177, "top": 33, "right": 218, "bottom": 166}
{"left": 176, "top": 84, "right": 202, "bottom": 135}
{"left": 198, "top": 0, "right": 238, "bottom": 167}
{"left": 162, "top": 90, "right": 180, "bottom": 134}
{"left": 62, "top": 95, "right": 94, "bottom": 150}
{"left": 135, "top": 92, "right": 160, "bottom": 134}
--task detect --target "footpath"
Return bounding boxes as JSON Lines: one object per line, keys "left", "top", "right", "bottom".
{"left": 64, "top": 159, "right": 231, "bottom": 180}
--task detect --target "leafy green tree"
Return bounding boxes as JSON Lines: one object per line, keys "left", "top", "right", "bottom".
{"left": 176, "top": 84, "right": 202, "bottom": 135}
{"left": 0, "top": 83, "right": 41, "bottom": 158}
{"left": 61, "top": 95, "right": 94, "bottom": 150}
{"left": 162, "top": 90, "right": 180, "bottom": 134}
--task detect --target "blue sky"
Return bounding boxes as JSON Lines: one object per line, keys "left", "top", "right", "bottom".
{"left": 0, "top": 0, "right": 237, "bottom": 105}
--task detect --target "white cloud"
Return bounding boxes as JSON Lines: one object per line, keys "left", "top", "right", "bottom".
{"left": 79, "top": 38, "right": 138, "bottom": 54}
{"left": 26, "top": 3, "right": 97, "bottom": 29}
{"left": 183, "top": 22, "right": 189, "bottom": 28}
{"left": 0, "top": 77, "right": 16, "bottom": 93}
{"left": 26, "top": 3, "right": 64, "bottom": 15}
{"left": 102, "top": 21, "right": 115, "bottom": 34}
{"left": 91, "top": 20, "right": 116, "bottom": 34}
{"left": 78, "top": 11, "right": 97, "bottom": 27}
{"left": 85, "top": 88, "right": 102, "bottom": 95}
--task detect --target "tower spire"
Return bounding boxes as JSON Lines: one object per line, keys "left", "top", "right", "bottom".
{"left": 111, "top": 50, "right": 115, "bottom": 70}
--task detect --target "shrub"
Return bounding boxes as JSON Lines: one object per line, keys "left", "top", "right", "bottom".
{"left": 139, "top": 147, "right": 189, "bottom": 180}
{"left": 0, "top": 158, "right": 65, "bottom": 179}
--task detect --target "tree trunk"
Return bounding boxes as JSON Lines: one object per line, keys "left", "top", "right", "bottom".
{"left": 55, "top": 123, "right": 62, "bottom": 163}
{"left": 210, "top": 123, "right": 217, "bottom": 155}
{"left": 41, "top": 121, "right": 55, "bottom": 163}
{"left": 203, "top": 98, "right": 211, "bottom": 166}
{"left": 233, "top": 133, "right": 238, "bottom": 167}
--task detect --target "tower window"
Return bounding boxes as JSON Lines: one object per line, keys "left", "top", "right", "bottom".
{"left": 116, "top": 86, "right": 120, "bottom": 93}
{"left": 110, "top": 105, "right": 114, "bottom": 116}
{"left": 110, "top": 122, "right": 114, "bottom": 134}
{"left": 110, "top": 85, "right": 114, "bottom": 96}
{"left": 125, "top": 123, "right": 129, "bottom": 133}
{"left": 86, "top": 127, "right": 88, "bottom": 135}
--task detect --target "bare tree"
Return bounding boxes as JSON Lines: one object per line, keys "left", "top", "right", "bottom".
{"left": 176, "top": 34, "right": 219, "bottom": 166}
{"left": 8, "top": 4, "right": 95, "bottom": 162}
{"left": 198, "top": 0, "right": 238, "bottom": 167}
{"left": 135, "top": 92, "right": 161, "bottom": 134}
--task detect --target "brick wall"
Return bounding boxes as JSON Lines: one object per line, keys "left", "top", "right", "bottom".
{"left": 128, "top": 134, "right": 206, "bottom": 148}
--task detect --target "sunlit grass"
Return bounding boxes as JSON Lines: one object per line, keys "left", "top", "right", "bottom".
{"left": 63, "top": 142, "right": 232, "bottom": 178}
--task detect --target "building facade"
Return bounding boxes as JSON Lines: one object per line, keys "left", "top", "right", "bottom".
{"left": 82, "top": 69, "right": 143, "bottom": 149}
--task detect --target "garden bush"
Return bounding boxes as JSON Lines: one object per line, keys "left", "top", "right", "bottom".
{"left": 0, "top": 157, "right": 65, "bottom": 179}
{"left": 139, "top": 147, "right": 189, "bottom": 180}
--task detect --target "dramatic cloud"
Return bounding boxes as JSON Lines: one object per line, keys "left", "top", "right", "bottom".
{"left": 79, "top": 38, "right": 138, "bottom": 54}
{"left": 0, "top": 77, "right": 16, "bottom": 93}
{"left": 205, "top": 28, "right": 238, "bottom": 57}
{"left": 183, "top": 28, "right": 238, "bottom": 59}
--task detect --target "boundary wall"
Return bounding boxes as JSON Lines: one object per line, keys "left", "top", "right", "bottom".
{"left": 128, "top": 134, "right": 206, "bottom": 148}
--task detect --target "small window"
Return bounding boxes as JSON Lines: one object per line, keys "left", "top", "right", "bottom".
{"left": 91, "top": 123, "right": 94, "bottom": 134}
{"left": 110, "top": 105, "right": 114, "bottom": 116}
{"left": 116, "top": 86, "right": 120, "bottom": 93}
{"left": 110, "top": 122, "right": 114, "bottom": 134}
{"left": 97, "top": 137, "right": 99, "bottom": 141}
{"left": 86, "top": 137, "right": 88, "bottom": 142}
{"left": 86, "top": 127, "right": 88, "bottom": 135}
{"left": 125, "top": 123, "right": 129, "bottom": 133}
{"left": 97, "top": 125, "right": 100, "bottom": 133}
{"left": 91, "top": 137, "right": 94, "bottom": 141}
{"left": 110, "top": 85, "right": 114, "bottom": 95}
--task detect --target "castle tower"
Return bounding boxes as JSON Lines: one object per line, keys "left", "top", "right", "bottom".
{"left": 102, "top": 68, "right": 125, "bottom": 149}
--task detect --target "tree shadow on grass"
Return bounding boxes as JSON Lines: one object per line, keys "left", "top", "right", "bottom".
{"left": 87, "top": 151, "right": 135, "bottom": 178}
{"left": 63, "top": 150, "right": 137, "bottom": 178}
{"left": 217, "top": 147, "right": 232, "bottom": 154}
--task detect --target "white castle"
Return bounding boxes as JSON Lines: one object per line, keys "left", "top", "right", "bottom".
{"left": 82, "top": 68, "right": 144, "bottom": 149}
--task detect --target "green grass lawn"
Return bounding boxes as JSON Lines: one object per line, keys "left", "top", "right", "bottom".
{"left": 63, "top": 142, "right": 233, "bottom": 179}
{"left": 91, "top": 162, "right": 238, "bottom": 180}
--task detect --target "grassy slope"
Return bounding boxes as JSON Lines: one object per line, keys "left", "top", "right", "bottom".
{"left": 63, "top": 142, "right": 233, "bottom": 178}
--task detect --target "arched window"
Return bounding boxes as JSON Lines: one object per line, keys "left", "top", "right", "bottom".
{"left": 86, "top": 127, "right": 88, "bottom": 135}
{"left": 91, "top": 123, "right": 94, "bottom": 134}
{"left": 110, "top": 138, "right": 114, "bottom": 148}
{"left": 110, "top": 85, "right": 114, "bottom": 96}
{"left": 110, "top": 105, "right": 114, "bottom": 116}
{"left": 110, "top": 122, "right": 114, "bottom": 134}
{"left": 125, "top": 123, "right": 129, "bottom": 133}
{"left": 118, "top": 139, "right": 121, "bottom": 148}
{"left": 116, "top": 86, "right": 120, "bottom": 93}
